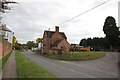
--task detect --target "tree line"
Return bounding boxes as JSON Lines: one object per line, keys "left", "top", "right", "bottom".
{"left": 79, "top": 37, "right": 110, "bottom": 50}
{"left": 80, "top": 16, "right": 120, "bottom": 51}
{"left": 14, "top": 38, "right": 42, "bottom": 50}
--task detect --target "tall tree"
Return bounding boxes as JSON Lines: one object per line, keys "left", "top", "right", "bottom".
{"left": 26, "top": 41, "right": 35, "bottom": 49}
{"left": 12, "top": 36, "right": 16, "bottom": 49}
{"left": 103, "top": 16, "right": 119, "bottom": 49}
{"left": 14, "top": 41, "right": 22, "bottom": 50}
{"left": 87, "top": 38, "right": 93, "bottom": 46}
{"left": 79, "top": 39, "right": 87, "bottom": 47}
{"left": 36, "top": 38, "right": 42, "bottom": 44}
{"left": 79, "top": 37, "right": 110, "bottom": 49}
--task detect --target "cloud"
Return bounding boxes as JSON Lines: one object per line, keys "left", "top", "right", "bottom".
{"left": 1, "top": 0, "right": 118, "bottom": 44}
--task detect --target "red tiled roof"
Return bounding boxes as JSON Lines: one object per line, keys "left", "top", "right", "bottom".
{"left": 51, "top": 39, "right": 63, "bottom": 47}
{"left": 45, "top": 31, "right": 67, "bottom": 39}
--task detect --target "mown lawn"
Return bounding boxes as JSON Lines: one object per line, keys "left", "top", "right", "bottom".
{"left": 42, "top": 51, "right": 105, "bottom": 61}
{"left": 15, "top": 50, "right": 56, "bottom": 78}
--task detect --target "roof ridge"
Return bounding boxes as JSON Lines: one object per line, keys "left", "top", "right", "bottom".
{"left": 45, "top": 30, "right": 64, "bottom": 33}
{"left": 45, "top": 30, "right": 67, "bottom": 39}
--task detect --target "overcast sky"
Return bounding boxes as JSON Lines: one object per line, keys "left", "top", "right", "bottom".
{"left": 1, "top": 0, "right": 119, "bottom": 44}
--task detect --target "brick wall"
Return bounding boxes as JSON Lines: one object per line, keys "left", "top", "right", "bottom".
{"left": 0, "top": 39, "right": 12, "bottom": 58}
{"left": 0, "top": 43, "right": 2, "bottom": 59}
{"left": 58, "top": 39, "right": 71, "bottom": 53}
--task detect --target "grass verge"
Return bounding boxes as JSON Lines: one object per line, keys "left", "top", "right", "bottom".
{"left": 2, "top": 51, "right": 12, "bottom": 70}
{"left": 15, "top": 50, "right": 56, "bottom": 78}
{"left": 42, "top": 51, "right": 105, "bottom": 61}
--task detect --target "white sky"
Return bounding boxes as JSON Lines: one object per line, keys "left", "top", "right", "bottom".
{"left": 1, "top": 0, "right": 119, "bottom": 44}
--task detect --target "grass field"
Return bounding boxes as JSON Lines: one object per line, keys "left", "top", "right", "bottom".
{"left": 42, "top": 51, "right": 105, "bottom": 61}
{"left": 15, "top": 50, "right": 56, "bottom": 78}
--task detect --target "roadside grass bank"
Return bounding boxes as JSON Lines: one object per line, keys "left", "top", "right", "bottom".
{"left": 15, "top": 50, "right": 56, "bottom": 78}
{"left": 42, "top": 51, "right": 105, "bottom": 61}
{"left": 1, "top": 51, "right": 12, "bottom": 70}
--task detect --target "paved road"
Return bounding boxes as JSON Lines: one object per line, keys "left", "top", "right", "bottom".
{"left": 21, "top": 51, "right": 118, "bottom": 78}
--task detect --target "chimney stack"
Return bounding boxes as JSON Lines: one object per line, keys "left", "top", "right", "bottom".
{"left": 55, "top": 26, "right": 59, "bottom": 32}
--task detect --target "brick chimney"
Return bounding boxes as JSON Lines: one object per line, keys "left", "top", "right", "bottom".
{"left": 55, "top": 26, "right": 59, "bottom": 32}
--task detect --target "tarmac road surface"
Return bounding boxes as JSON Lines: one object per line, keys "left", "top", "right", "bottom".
{"left": 21, "top": 51, "right": 118, "bottom": 78}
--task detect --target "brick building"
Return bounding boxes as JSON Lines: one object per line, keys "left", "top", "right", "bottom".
{"left": 42, "top": 26, "right": 71, "bottom": 54}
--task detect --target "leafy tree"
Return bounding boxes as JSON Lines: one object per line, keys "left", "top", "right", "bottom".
{"left": 94, "top": 38, "right": 99, "bottom": 45}
{"left": 79, "top": 37, "right": 110, "bottom": 50}
{"left": 103, "top": 16, "right": 119, "bottom": 49}
{"left": 14, "top": 41, "right": 22, "bottom": 50}
{"left": 36, "top": 38, "right": 42, "bottom": 43}
{"left": 12, "top": 36, "right": 16, "bottom": 49}
{"left": 26, "top": 41, "right": 36, "bottom": 49}
{"left": 21, "top": 44, "right": 28, "bottom": 50}
{"left": 79, "top": 39, "right": 87, "bottom": 47}
{"left": 86, "top": 38, "right": 93, "bottom": 46}
{"left": 103, "top": 38, "right": 110, "bottom": 49}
